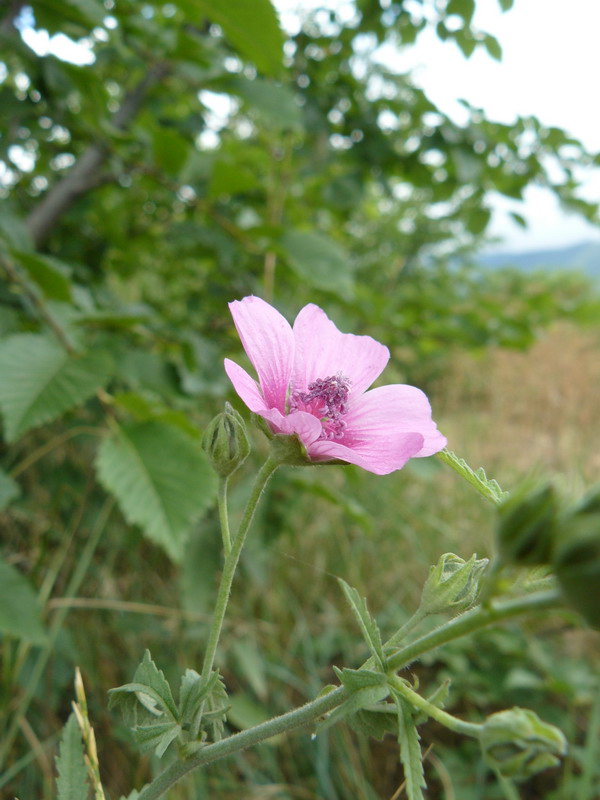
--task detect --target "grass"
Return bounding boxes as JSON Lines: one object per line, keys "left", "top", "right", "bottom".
{"left": 2, "top": 323, "right": 600, "bottom": 799}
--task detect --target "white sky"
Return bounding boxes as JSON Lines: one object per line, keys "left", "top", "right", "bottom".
{"left": 277, "top": 0, "right": 600, "bottom": 252}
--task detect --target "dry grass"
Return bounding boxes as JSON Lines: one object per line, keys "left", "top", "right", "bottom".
{"left": 435, "top": 323, "right": 600, "bottom": 491}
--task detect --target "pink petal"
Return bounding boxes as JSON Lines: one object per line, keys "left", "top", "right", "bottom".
{"left": 292, "top": 304, "right": 389, "bottom": 396}
{"left": 229, "top": 296, "right": 294, "bottom": 412}
{"left": 259, "top": 408, "right": 323, "bottom": 446}
{"left": 307, "top": 433, "right": 425, "bottom": 475}
{"left": 224, "top": 359, "right": 268, "bottom": 413}
{"left": 344, "top": 384, "right": 447, "bottom": 458}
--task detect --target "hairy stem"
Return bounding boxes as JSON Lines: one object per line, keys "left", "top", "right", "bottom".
{"left": 139, "top": 589, "right": 562, "bottom": 799}
{"left": 389, "top": 675, "right": 481, "bottom": 738}
{"left": 217, "top": 477, "right": 231, "bottom": 556}
{"left": 200, "top": 456, "right": 279, "bottom": 682}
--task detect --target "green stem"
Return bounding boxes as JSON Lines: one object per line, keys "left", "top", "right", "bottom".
{"left": 0, "top": 498, "right": 114, "bottom": 769}
{"left": 139, "top": 589, "right": 562, "bottom": 800}
{"left": 137, "top": 685, "right": 347, "bottom": 800}
{"left": 217, "top": 477, "right": 231, "bottom": 557}
{"left": 389, "top": 675, "right": 481, "bottom": 738}
{"left": 385, "top": 608, "right": 427, "bottom": 651}
{"left": 385, "top": 589, "right": 562, "bottom": 673}
{"left": 200, "top": 456, "right": 279, "bottom": 682}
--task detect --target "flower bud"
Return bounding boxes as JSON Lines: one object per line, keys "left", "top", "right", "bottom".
{"left": 554, "top": 486, "right": 600, "bottom": 628}
{"left": 202, "top": 403, "right": 250, "bottom": 477}
{"left": 496, "top": 483, "right": 558, "bottom": 567}
{"left": 480, "top": 708, "right": 566, "bottom": 781}
{"left": 419, "top": 553, "right": 489, "bottom": 615}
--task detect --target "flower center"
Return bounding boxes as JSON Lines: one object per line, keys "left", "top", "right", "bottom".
{"left": 290, "top": 374, "right": 351, "bottom": 440}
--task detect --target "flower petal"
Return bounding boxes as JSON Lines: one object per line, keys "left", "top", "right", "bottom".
{"left": 292, "top": 304, "right": 389, "bottom": 396}
{"left": 307, "top": 433, "right": 425, "bottom": 475}
{"left": 224, "top": 359, "right": 268, "bottom": 413}
{"left": 344, "top": 384, "right": 447, "bottom": 457}
{"left": 229, "top": 296, "right": 294, "bottom": 411}
{"left": 260, "top": 408, "right": 323, "bottom": 446}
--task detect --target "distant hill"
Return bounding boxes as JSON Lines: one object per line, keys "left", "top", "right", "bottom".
{"left": 480, "top": 240, "right": 600, "bottom": 278}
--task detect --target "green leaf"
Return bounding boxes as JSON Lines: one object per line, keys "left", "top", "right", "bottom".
{"left": 189, "top": 0, "right": 284, "bottom": 76}
{"left": 338, "top": 579, "right": 385, "bottom": 669}
{"left": 11, "top": 249, "right": 73, "bottom": 303}
{"left": 0, "top": 335, "right": 113, "bottom": 442}
{"left": 510, "top": 211, "right": 527, "bottom": 228}
{"left": 228, "top": 76, "right": 302, "bottom": 131}
{"left": 437, "top": 449, "right": 508, "bottom": 504}
{"left": 484, "top": 34, "right": 503, "bottom": 61}
{"left": 446, "top": 0, "right": 475, "bottom": 25}
{"left": 134, "top": 721, "right": 181, "bottom": 757}
{"left": 0, "top": 556, "right": 47, "bottom": 645}
{"left": 281, "top": 230, "right": 354, "bottom": 297}
{"left": 348, "top": 704, "right": 398, "bottom": 740}
{"left": 0, "top": 468, "right": 20, "bottom": 510}
{"left": 151, "top": 127, "right": 190, "bottom": 177}
{"left": 393, "top": 693, "right": 426, "bottom": 800}
{"left": 55, "top": 712, "right": 90, "bottom": 800}
{"left": 316, "top": 684, "right": 389, "bottom": 734}
{"left": 95, "top": 421, "right": 217, "bottom": 561}
{"left": 498, "top": 0, "right": 514, "bottom": 10}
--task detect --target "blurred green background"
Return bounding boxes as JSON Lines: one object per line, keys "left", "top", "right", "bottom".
{"left": 1, "top": 1, "right": 600, "bottom": 797}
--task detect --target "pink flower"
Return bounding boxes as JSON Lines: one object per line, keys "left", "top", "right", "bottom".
{"left": 224, "top": 296, "right": 447, "bottom": 475}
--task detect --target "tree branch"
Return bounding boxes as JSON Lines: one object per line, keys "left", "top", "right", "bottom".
{"left": 25, "top": 62, "right": 170, "bottom": 249}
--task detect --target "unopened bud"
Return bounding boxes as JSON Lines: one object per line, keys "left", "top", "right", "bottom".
{"left": 419, "top": 553, "right": 489, "bottom": 615}
{"left": 202, "top": 403, "right": 250, "bottom": 477}
{"left": 496, "top": 483, "right": 558, "bottom": 567}
{"left": 480, "top": 708, "right": 566, "bottom": 781}
{"left": 554, "top": 486, "right": 600, "bottom": 628}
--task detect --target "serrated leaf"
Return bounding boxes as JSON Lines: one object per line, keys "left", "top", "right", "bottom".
{"left": 436, "top": 449, "right": 508, "bottom": 504}
{"left": 349, "top": 703, "right": 399, "bottom": 740}
{"left": 131, "top": 650, "right": 178, "bottom": 717}
{"left": 0, "top": 468, "right": 20, "bottom": 510}
{"left": 11, "top": 249, "right": 73, "bottom": 303}
{"left": 133, "top": 720, "right": 181, "bottom": 757}
{"left": 338, "top": 579, "right": 385, "bottom": 669}
{"left": 55, "top": 712, "right": 90, "bottom": 800}
{"left": 0, "top": 335, "right": 113, "bottom": 442}
{"left": 316, "top": 684, "right": 390, "bottom": 734}
{"left": 95, "top": 421, "right": 217, "bottom": 562}
{"left": 0, "top": 556, "right": 47, "bottom": 644}
{"left": 179, "top": 669, "right": 222, "bottom": 737}
{"left": 188, "top": 0, "right": 284, "bottom": 76}
{"left": 281, "top": 230, "right": 354, "bottom": 297}
{"left": 333, "top": 666, "right": 387, "bottom": 692}
{"left": 393, "top": 693, "right": 426, "bottom": 800}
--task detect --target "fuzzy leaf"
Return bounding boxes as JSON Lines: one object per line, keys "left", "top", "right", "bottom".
{"left": 338, "top": 579, "right": 385, "bottom": 669}
{"left": 393, "top": 693, "right": 426, "bottom": 800}
{"left": 55, "top": 712, "right": 90, "bottom": 800}
{"left": 0, "top": 334, "right": 112, "bottom": 442}
{"left": 437, "top": 449, "right": 508, "bottom": 504}
{"left": 110, "top": 650, "right": 177, "bottom": 718}
{"left": 316, "top": 684, "right": 389, "bottom": 734}
{"left": 96, "top": 421, "right": 217, "bottom": 562}
{"left": 0, "top": 556, "right": 47, "bottom": 644}
{"left": 133, "top": 721, "right": 181, "bottom": 757}
{"left": 348, "top": 704, "right": 399, "bottom": 740}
